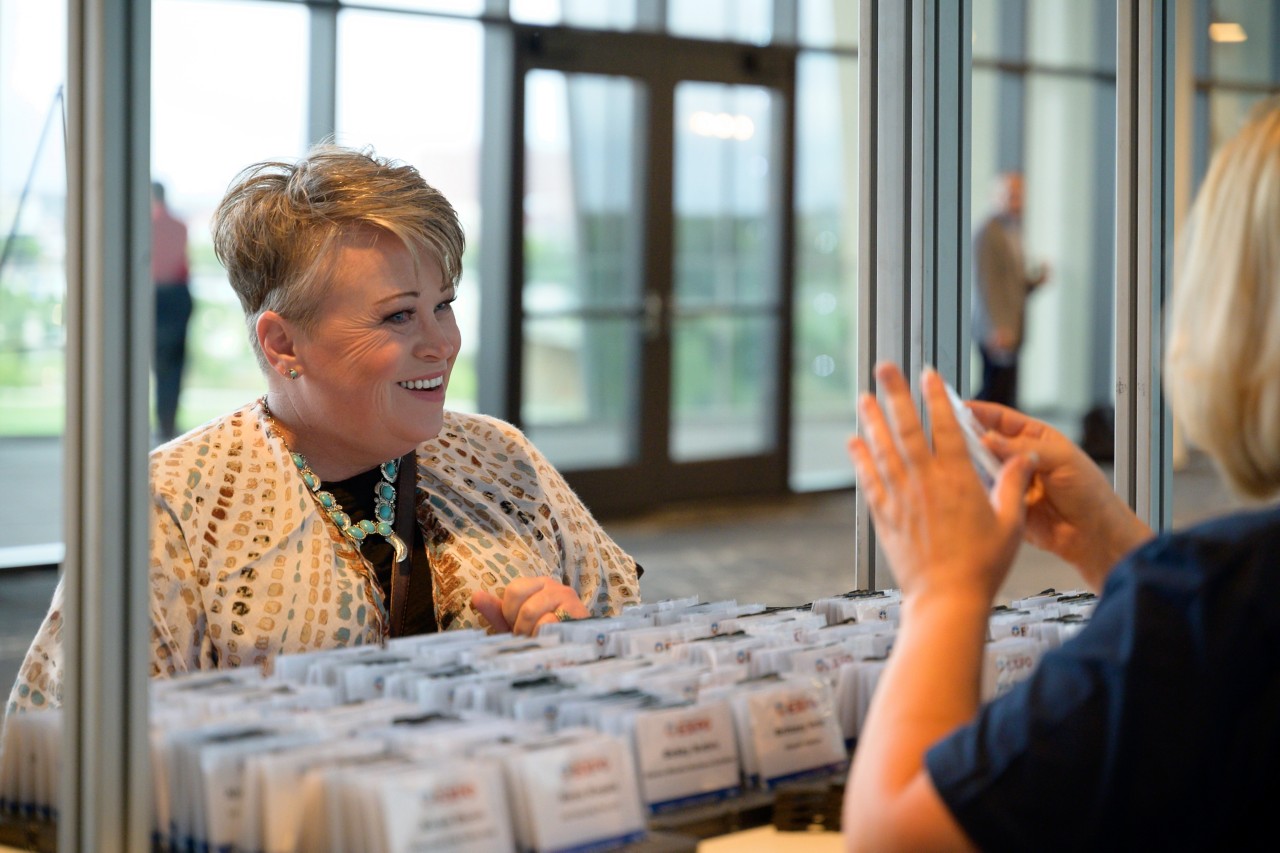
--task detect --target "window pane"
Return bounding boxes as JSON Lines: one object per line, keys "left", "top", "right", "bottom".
{"left": 673, "top": 83, "right": 775, "bottom": 309}
{"left": 511, "top": 0, "right": 638, "bottom": 29}
{"left": 0, "top": 0, "right": 67, "bottom": 560}
{"left": 1208, "top": 0, "right": 1277, "bottom": 84}
{"left": 336, "top": 11, "right": 484, "bottom": 413}
{"left": 791, "top": 53, "right": 858, "bottom": 491}
{"left": 797, "top": 0, "right": 858, "bottom": 49}
{"left": 340, "top": 0, "right": 483, "bottom": 14}
{"left": 151, "top": 0, "right": 309, "bottom": 435}
{"left": 971, "top": 0, "right": 1003, "bottom": 61}
{"left": 1019, "top": 74, "right": 1114, "bottom": 420}
{"left": 1209, "top": 90, "right": 1273, "bottom": 152}
{"left": 970, "top": 68, "right": 1002, "bottom": 228}
{"left": 520, "top": 72, "right": 643, "bottom": 471}
{"left": 522, "top": 317, "right": 639, "bottom": 469}
{"left": 671, "top": 315, "right": 775, "bottom": 461}
{"left": 523, "top": 72, "right": 642, "bottom": 313}
{"left": 1028, "top": 0, "right": 1105, "bottom": 69}
{"left": 667, "top": 0, "right": 772, "bottom": 44}
{"left": 672, "top": 82, "right": 776, "bottom": 463}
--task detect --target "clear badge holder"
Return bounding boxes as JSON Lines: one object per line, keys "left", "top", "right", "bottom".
{"left": 942, "top": 379, "right": 1003, "bottom": 488}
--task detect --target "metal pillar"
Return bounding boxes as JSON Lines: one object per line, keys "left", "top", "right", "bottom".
{"left": 63, "top": 0, "right": 152, "bottom": 849}
{"left": 856, "top": 0, "right": 971, "bottom": 589}
{"left": 1114, "top": 0, "right": 1175, "bottom": 530}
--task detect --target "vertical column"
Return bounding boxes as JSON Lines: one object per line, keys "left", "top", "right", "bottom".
{"left": 307, "top": 0, "right": 339, "bottom": 146}
{"left": 856, "top": 0, "right": 970, "bottom": 589}
{"left": 1087, "top": 1, "right": 1118, "bottom": 417}
{"left": 995, "top": 0, "right": 1026, "bottom": 172}
{"left": 477, "top": 0, "right": 519, "bottom": 419}
{"left": 63, "top": 0, "right": 152, "bottom": 850}
{"left": 1114, "top": 0, "right": 1175, "bottom": 530}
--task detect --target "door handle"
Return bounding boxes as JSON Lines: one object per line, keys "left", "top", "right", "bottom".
{"left": 643, "top": 291, "right": 664, "bottom": 341}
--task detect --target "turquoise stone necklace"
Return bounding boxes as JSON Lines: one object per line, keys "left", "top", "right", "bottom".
{"left": 260, "top": 395, "right": 409, "bottom": 563}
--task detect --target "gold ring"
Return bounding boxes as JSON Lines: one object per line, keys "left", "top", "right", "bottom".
{"left": 554, "top": 608, "right": 574, "bottom": 622}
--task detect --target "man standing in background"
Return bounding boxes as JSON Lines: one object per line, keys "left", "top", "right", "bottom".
{"left": 971, "top": 171, "right": 1049, "bottom": 409}
{"left": 151, "top": 180, "right": 193, "bottom": 442}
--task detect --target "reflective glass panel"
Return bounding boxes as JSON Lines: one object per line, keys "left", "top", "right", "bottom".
{"left": 511, "top": 0, "right": 638, "bottom": 29}
{"left": 1209, "top": 90, "right": 1272, "bottom": 152}
{"left": 523, "top": 72, "right": 641, "bottom": 313}
{"left": 340, "top": 0, "right": 483, "bottom": 13}
{"left": 672, "top": 81, "right": 776, "bottom": 462}
{"left": 1208, "top": 0, "right": 1277, "bottom": 84}
{"left": 521, "top": 72, "right": 643, "bottom": 470}
{"left": 522, "top": 317, "right": 639, "bottom": 469}
{"left": 337, "top": 10, "right": 484, "bottom": 412}
{"left": 797, "top": 0, "right": 858, "bottom": 49}
{"left": 1028, "top": 0, "right": 1106, "bottom": 69}
{"left": 673, "top": 83, "right": 774, "bottom": 310}
{"left": 1, "top": 0, "right": 64, "bottom": 830}
{"left": 667, "top": 0, "right": 771, "bottom": 44}
{"left": 671, "top": 315, "right": 775, "bottom": 461}
{"left": 151, "top": 0, "right": 308, "bottom": 434}
{"left": 970, "top": 68, "right": 1001, "bottom": 228}
{"left": 0, "top": 0, "right": 66, "bottom": 566}
{"left": 791, "top": 53, "right": 858, "bottom": 491}
{"left": 1020, "top": 74, "right": 1113, "bottom": 418}
{"left": 971, "top": 0, "right": 1003, "bottom": 61}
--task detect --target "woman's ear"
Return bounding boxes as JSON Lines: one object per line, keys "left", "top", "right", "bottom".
{"left": 257, "top": 311, "right": 300, "bottom": 379}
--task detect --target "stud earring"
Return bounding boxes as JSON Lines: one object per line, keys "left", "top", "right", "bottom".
{"left": 288, "top": 368, "right": 299, "bottom": 380}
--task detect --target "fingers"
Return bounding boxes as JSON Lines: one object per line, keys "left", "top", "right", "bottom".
{"left": 498, "top": 576, "right": 554, "bottom": 628}
{"left": 919, "top": 368, "right": 968, "bottom": 463}
{"left": 857, "top": 391, "right": 906, "bottom": 493}
{"left": 968, "top": 400, "right": 1029, "bottom": 434}
{"left": 990, "top": 453, "right": 1036, "bottom": 528}
{"left": 874, "top": 363, "right": 930, "bottom": 468}
{"left": 513, "top": 584, "right": 588, "bottom": 636}
{"left": 473, "top": 579, "right": 589, "bottom": 637}
{"left": 470, "top": 589, "right": 511, "bottom": 634}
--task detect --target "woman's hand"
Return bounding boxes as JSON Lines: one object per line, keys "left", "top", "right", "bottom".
{"left": 848, "top": 363, "right": 1036, "bottom": 606}
{"left": 842, "top": 363, "right": 1035, "bottom": 851}
{"left": 969, "top": 401, "right": 1153, "bottom": 590}
{"left": 471, "top": 577, "right": 589, "bottom": 636}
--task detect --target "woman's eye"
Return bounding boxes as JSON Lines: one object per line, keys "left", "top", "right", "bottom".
{"left": 385, "top": 309, "right": 415, "bottom": 324}
{"left": 434, "top": 298, "right": 457, "bottom": 314}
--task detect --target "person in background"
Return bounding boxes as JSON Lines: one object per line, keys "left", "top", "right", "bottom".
{"left": 843, "top": 97, "right": 1280, "bottom": 850}
{"left": 151, "top": 180, "right": 194, "bottom": 442}
{"left": 971, "top": 171, "right": 1048, "bottom": 409}
{"left": 8, "top": 145, "right": 641, "bottom": 714}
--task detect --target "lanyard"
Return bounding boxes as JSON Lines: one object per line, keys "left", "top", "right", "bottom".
{"left": 388, "top": 450, "right": 416, "bottom": 637}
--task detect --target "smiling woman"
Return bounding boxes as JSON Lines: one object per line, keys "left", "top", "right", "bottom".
{"left": 5, "top": 145, "right": 642, "bottom": 715}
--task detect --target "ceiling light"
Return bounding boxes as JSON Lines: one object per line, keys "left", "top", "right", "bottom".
{"left": 1208, "top": 21, "right": 1247, "bottom": 42}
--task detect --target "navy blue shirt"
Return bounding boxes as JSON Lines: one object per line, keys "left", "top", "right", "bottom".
{"left": 927, "top": 505, "right": 1280, "bottom": 851}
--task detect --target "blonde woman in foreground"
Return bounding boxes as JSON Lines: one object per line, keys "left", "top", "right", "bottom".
{"left": 844, "top": 97, "right": 1280, "bottom": 851}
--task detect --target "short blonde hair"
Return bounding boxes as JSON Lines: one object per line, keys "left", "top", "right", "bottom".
{"left": 1166, "top": 96, "right": 1280, "bottom": 499}
{"left": 211, "top": 144, "right": 465, "bottom": 369}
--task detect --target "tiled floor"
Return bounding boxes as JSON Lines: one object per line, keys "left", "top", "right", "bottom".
{"left": 0, "top": 447, "right": 1242, "bottom": 696}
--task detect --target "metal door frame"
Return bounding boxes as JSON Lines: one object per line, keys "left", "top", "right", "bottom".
{"left": 482, "top": 24, "right": 798, "bottom": 515}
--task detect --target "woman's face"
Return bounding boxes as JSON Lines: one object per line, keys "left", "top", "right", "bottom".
{"left": 289, "top": 230, "right": 459, "bottom": 471}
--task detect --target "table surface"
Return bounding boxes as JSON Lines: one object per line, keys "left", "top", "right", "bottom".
{"left": 698, "top": 825, "right": 844, "bottom": 852}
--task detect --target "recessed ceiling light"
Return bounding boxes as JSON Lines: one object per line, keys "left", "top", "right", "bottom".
{"left": 1208, "top": 21, "right": 1247, "bottom": 43}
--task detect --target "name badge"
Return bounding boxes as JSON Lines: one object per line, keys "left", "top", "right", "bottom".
{"left": 633, "top": 701, "right": 741, "bottom": 813}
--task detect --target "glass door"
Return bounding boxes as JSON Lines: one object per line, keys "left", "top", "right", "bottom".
{"left": 520, "top": 71, "right": 645, "bottom": 471}
{"left": 670, "top": 82, "right": 778, "bottom": 463}
{"left": 514, "top": 29, "right": 795, "bottom": 514}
